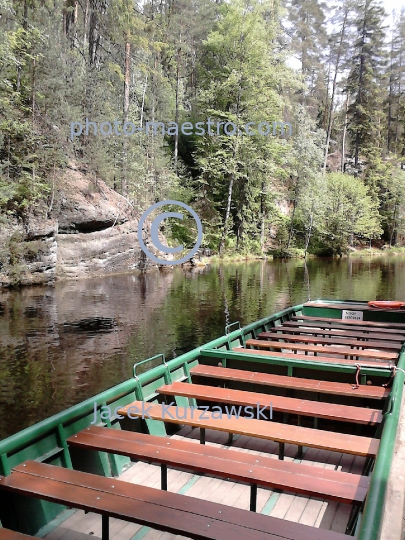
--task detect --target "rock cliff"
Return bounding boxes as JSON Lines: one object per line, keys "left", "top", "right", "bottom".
{"left": 0, "top": 166, "right": 169, "bottom": 288}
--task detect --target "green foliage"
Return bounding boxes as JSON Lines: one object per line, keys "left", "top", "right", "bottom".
{"left": 0, "top": 0, "right": 405, "bottom": 285}
{"left": 194, "top": 0, "right": 297, "bottom": 253}
{"left": 345, "top": 0, "right": 387, "bottom": 166}
{"left": 322, "top": 173, "right": 382, "bottom": 254}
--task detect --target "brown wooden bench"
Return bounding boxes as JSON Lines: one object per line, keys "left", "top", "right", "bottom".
{"left": 284, "top": 320, "right": 405, "bottom": 336}
{"left": 157, "top": 381, "right": 383, "bottom": 425}
{"left": 117, "top": 401, "right": 379, "bottom": 458}
{"left": 292, "top": 315, "right": 405, "bottom": 331}
{"left": 244, "top": 338, "right": 398, "bottom": 361}
{"left": 0, "top": 531, "right": 37, "bottom": 540}
{"left": 231, "top": 347, "right": 394, "bottom": 368}
{"left": 67, "top": 425, "right": 370, "bottom": 507}
{"left": 255, "top": 332, "right": 401, "bottom": 351}
{"left": 263, "top": 326, "right": 405, "bottom": 342}
{"left": 302, "top": 302, "right": 405, "bottom": 315}
{"left": 190, "top": 364, "right": 390, "bottom": 400}
{"left": 0, "top": 461, "right": 349, "bottom": 540}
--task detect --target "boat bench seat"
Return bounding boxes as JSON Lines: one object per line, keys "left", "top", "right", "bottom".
{"left": 157, "top": 381, "right": 383, "bottom": 425}
{"left": 205, "top": 345, "right": 395, "bottom": 369}
{"left": 263, "top": 326, "right": 405, "bottom": 342}
{"left": 0, "top": 530, "right": 37, "bottom": 540}
{"left": 67, "top": 425, "right": 370, "bottom": 506}
{"left": 0, "top": 461, "right": 349, "bottom": 540}
{"left": 244, "top": 339, "right": 398, "bottom": 361}
{"left": 255, "top": 332, "right": 401, "bottom": 351}
{"left": 290, "top": 315, "right": 405, "bottom": 332}
{"left": 284, "top": 320, "right": 405, "bottom": 336}
{"left": 189, "top": 364, "right": 390, "bottom": 400}
{"left": 117, "top": 401, "right": 380, "bottom": 458}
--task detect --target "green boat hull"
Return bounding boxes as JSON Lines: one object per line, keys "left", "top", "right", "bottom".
{"left": 0, "top": 299, "right": 404, "bottom": 540}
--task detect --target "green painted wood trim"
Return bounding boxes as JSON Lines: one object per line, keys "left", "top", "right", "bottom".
{"left": 357, "top": 350, "right": 405, "bottom": 540}
{"left": 200, "top": 348, "right": 393, "bottom": 377}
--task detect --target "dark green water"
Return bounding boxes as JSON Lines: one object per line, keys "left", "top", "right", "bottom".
{"left": 1, "top": 255, "right": 405, "bottom": 439}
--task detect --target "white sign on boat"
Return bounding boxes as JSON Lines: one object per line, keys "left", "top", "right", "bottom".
{"left": 342, "top": 309, "right": 364, "bottom": 321}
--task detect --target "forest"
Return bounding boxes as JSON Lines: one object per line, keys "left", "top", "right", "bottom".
{"left": 1, "top": 0, "right": 405, "bottom": 260}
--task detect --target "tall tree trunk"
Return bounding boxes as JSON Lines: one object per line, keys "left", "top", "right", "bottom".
{"left": 122, "top": 39, "right": 130, "bottom": 197}
{"left": 140, "top": 74, "right": 148, "bottom": 129}
{"left": 32, "top": 57, "right": 36, "bottom": 128}
{"left": 89, "top": 0, "right": 107, "bottom": 67}
{"left": 341, "top": 91, "right": 349, "bottom": 172}
{"left": 174, "top": 38, "right": 181, "bottom": 174}
{"left": 387, "top": 33, "right": 395, "bottom": 152}
{"left": 63, "top": 0, "right": 78, "bottom": 39}
{"left": 355, "top": 6, "right": 367, "bottom": 168}
{"left": 260, "top": 181, "right": 265, "bottom": 253}
{"left": 219, "top": 173, "right": 235, "bottom": 255}
{"left": 323, "top": 9, "right": 348, "bottom": 174}
{"left": 304, "top": 205, "right": 314, "bottom": 258}
{"left": 17, "top": 0, "right": 28, "bottom": 91}
{"left": 83, "top": 0, "right": 89, "bottom": 49}
{"left": 218, "top": 74, "right": 242, "bottom": 255}
{"left": 287, "top": 179, "right": 299, "bottom": 250}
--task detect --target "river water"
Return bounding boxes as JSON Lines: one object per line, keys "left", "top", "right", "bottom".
{"left": 1, "top": 255, "right": 404, "bottom": 439}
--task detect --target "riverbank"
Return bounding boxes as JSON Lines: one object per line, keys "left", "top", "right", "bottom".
{"left": 348, "top": 247, "right": 405, "bottom": 257}
{"left": 0, "top": 166, "right": 172, "bottom": 289}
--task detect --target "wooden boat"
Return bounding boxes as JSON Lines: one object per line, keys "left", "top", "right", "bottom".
{"left": 0, "top": 299, "right": 404, "bottom": 540}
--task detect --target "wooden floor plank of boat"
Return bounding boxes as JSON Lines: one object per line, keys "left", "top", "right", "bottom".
{"left": 43, "top": 426, "right": 364, "bottom": 539}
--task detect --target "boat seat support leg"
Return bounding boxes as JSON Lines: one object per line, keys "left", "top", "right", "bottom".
{"left": 200, "top": 428, "right": 206, "bottom": 445}
{"left": 161, "top": 464, "right": 168, "bottom": 490}
{"left": 102, "top": 515, "right": 109, "bottom": 540}
{"left": 250, "top": 484, "right": 258, "bottom": 512}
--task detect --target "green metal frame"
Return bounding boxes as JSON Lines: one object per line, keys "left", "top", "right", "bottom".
{"left": 0, "top": 299, "right": 403, "bottom": 539}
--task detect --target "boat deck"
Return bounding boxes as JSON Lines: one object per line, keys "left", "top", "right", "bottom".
{"left": 42, "top": 426, "right": 364, "bottom": 540}
{"left": 1, "top": 301, "right": 404, "bottom": 540}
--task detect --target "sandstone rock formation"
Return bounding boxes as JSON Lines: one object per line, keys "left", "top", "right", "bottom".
{"left": 0, "top": 167, "right": 171, "bottom": 288}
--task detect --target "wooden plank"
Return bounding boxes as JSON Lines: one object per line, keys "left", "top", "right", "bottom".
{"left": 293, "top": 315, "right": 405, "bottom": 330}
{"left": 0, "top": 532, "right": 37, "bottom": 540}
{"left": 263, "top": 326, "right": 405, "bottom": 343}
{"left": 117, "top": 401, "right": 379, "bottom": 457}
{"left": 189, "top": 364, "right": 390, "bottom": 400}
{"left": 67, "top": 425, "right": 370, "bottom": 504}
{"left": 284, "top": 320, "right": 405, "bottom": 336}
{"left": 245, "top": 339, "right": 398, "bottom": 361}
{"left": 232, "top": 347, "right": 394, "bottom": 368}
{"left": 157, "top": 381, "right": 383, "bottom": 425}
{"left": 1, "top": 462, "right": 348, "bottom": 540}
{"left": 284, "top": 321, "right": 405, "bottom": 337}
{"left": 68, "top": 426, "right": 370, "bottom": 488}
{"left": 255, "top": 332, "right": 401, "bottom": 351}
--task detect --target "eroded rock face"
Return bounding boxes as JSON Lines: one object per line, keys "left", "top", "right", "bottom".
{"left": 57, "top": 218, "right": 150, "bottom": 279}
{"left": 0, "top": 167, "right": 171, "bottom": 288}
{"left": 56, "top": 168, "right": 134, "bottom": 234}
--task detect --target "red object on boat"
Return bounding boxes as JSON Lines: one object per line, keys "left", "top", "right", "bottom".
{"left": 368, "top": 301, "right": 405, "bottom": 309}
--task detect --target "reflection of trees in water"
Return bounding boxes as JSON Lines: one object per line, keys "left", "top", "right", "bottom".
{"left": 139, "top": 274, "right": 147, "bottom": 302}
{"left": 219, "top": 265, "right": 229, "bottom": 329}
{"left": 1, "top": 256, "right": 405, "bottom": 438}
{"left": 304, "top": 259, "right": 311, "bottom": 301}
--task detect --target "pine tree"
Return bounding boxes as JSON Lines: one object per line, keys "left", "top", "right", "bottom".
{"left": 345, "top": 0, "right": 387, "bottom": 170}
{"left": 195, "top": 0, "right": 294, "bottom": 254}
{"left": 286, "top": 0, "right": 328, "bottom": 120}
{"left": 323, "top": 0, "right": 356, "bottom": 173}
